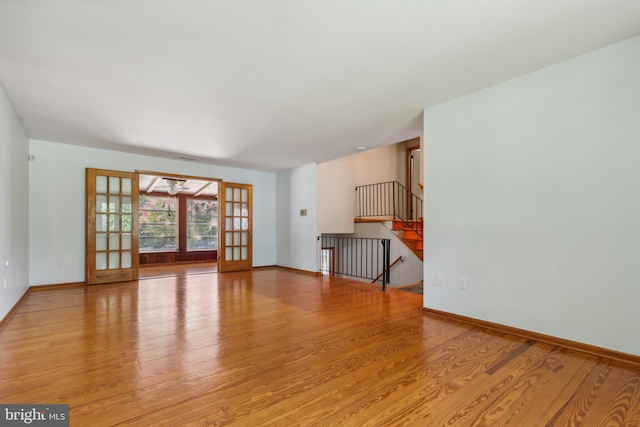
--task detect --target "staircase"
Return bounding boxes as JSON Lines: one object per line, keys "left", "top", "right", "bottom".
{"left": 355, "top": 180, "right": 424, "bottom": 261}
{"left": 388, "top": 220, "right": 423, "bottom": 260}
{"left": 354, "top": 217, "right": 423, "bottom": 260}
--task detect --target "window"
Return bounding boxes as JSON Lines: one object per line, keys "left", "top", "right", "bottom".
{"left": 139, "top": 195, "right": 178, "bottom": 252}
{"left": 187, "top": 199, "right": 218, "bottom": 250}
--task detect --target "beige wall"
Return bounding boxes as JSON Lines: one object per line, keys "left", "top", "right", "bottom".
{"left": 316, "top": 142, "right": 410, "bottom": 234}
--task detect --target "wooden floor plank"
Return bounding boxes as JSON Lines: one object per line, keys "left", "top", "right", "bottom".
{"left": 581, "top": 361, "right": 640, "bottom": 427}
{"left": 0, "top": 266, "right": 639, "bottom": 426}
{"left": 476, "top": 350, "right": 599, "bottom": 426}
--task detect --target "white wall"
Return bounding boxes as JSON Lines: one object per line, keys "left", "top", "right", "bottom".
{"left": 276, "top": 163, "right": 318, "bottom": 272}
{"left": 28, "top": 139, "right": 276, "bottom": 285}
{"left": 316, "top": 143, "right": 404, "bottom": 234}
{"left": 0, "top": 85, "right": 29, "bottom": 321}
{"left": 423, "top": 35, "right": 640, "bottom": 356}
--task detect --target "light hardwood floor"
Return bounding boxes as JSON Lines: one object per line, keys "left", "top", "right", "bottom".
{"left": 1, "top": 267, "right": 639, "bottom": 426}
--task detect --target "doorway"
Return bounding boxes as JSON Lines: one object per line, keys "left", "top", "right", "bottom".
{"left": 138, "top": 171, "right": 220, "bottom": 266}
{"left": 406, "top": 144, "right": 422, "bottom": 221}
{"left": 320, "top": 247, "right": 335, "bottom": 276}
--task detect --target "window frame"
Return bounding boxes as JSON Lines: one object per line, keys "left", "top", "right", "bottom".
{"left": 138, "top": 192, "right": 219, "bottom": 264}
{"left": 138, "top": 194, "right": 179, "bottom": 253}
{"left": 186, "top": 197, "right": 219, "bottom": 252}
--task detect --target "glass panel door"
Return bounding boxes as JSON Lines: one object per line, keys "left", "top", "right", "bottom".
{"left": 218, "top": 182, "right": 252, "bottom": 272}
{"left": 86, "top": 169, "right": 139, "bottom": 284}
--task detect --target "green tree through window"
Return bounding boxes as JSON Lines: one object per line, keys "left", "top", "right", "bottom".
{"left": 139, "top": 195, "right": 218, "bottom": 253}
{"left": 139, "top": 195, "right": 178, "bottom": 251}
{"left": 187, "top": 199, "right": 218, "bottom": 250}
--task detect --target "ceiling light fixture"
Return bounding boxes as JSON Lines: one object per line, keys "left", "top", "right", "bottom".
{"left": 165, "top": 179, "right": 184, "bottom": 195}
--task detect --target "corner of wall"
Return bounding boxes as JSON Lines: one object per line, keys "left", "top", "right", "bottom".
{"left": 0, "top": 83, "right": 30, "bottom": 322}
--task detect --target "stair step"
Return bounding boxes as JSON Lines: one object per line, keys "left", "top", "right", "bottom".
{"left": 391, "top": 220, "right": 424, "bottom": 231}
{"left": 403, "top": 230, "right": 422, "bottom": 241}
{"left": 374, "top": 218, "right": 424, "bottom": 260}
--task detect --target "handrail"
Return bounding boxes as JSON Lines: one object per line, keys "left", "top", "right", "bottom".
{"left": 355, "top": 181, "right": 423, "bottom": 237}
{"left": 371, "top": 256, "right": 402, "bottom": 284}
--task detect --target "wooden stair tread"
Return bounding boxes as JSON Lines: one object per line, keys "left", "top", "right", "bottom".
{"left": 403, "top": 230, "right": 422, "bottom": 240}
{"left": 391, "top": 220, "right": 423, "bottom": 231}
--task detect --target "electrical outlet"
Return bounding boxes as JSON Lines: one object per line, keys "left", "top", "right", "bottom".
{"left": 459, "top": 277, "right": 468, "bottom": 290}
{"left": 435, "top": 274, "right": 443, "bottom": 286}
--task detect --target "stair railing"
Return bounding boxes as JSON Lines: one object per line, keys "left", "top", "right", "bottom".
{"left": 355, "top": 181, "right": 423, "bottom": 237}
{"left": 319, "top": 235, "right": 391, "bottom": 291}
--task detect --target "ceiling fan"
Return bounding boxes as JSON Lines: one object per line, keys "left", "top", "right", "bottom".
{"left": 160, "top": 178, "right": 189, "bottom": 195}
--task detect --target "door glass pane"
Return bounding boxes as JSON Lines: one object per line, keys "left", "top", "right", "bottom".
{"left": 96, "top": 214, "right": 107, "bottom": 232}
{"left": 241, "top": 218, "right": 248, "bottom": 230}
{"left": 241, "top": 203, "right": 248, "bottom": 216}
{"left": 122, "top": 214, "right": 132, "bottom": 232}
{"left": 241, "top": 232, "right": 248, "bottom": 245}
{"left": 109, "top": 177, "right": 120, "bottom": 194}
{"left": 234, "top": 188, "right": 240, "bottom": 200}
{"left": 233, "top": 232, "right": 240, "bottom": 245}
{"left": 225, "top": 232, "right": 232, "bottom": 245}
{"left": 122, "top": 233, "right": 132, "bottom": 250}
{"left": 109, "top": 214, "right": 120, "bottom": 231}
{"left": 226, "top": 218, "right": 232, "bottom": 230}
{"left": 225, "top": 247, "right": 232, "bottom": 260}
{"left": 96, "top": 175, "right": 107, "bottom": 193}
{"left": 96, "top": 253, "right": 107, "bottom": 270}
{"left": 241, "top": 247, "right": 248, "bottom": 260}
{"left": 121, "top": 178, "right": 132, "bottom": 195}
{"left": 233, "top": 247, "right": 240, "bottom": 260}
{"left": 122, "top": 251, "right": 132, "bottom": 269}
{"left": 233, "top": 203, "right": 240, "bottom": 216}
{"left": 226, "top": 187, "right": 232, "bottom": 199}
{"left": 96, "top": 195, "right": 108, "bottom": 213}
{"left": 109, "top": 196, "right": 120, "bottom": 213}
{"left": 108, "top": 252, "right": 120, "bottom": 269}
{"left": 233, "top": 218, "right": 240, "bottom": 230}
{"left": 241, "top": 189, "right": 248, "bottom": 202}
{"left": 96, "top": 233, "right": 107, "bottom": 251}
{"left": 225, "top": 202, "right": 232, "bottom": 216}
{"left": 121, "top": 196, "right": 132, "bottom": 213}
{"left": 109, "top": 233, "right": 120, "bottom": 250}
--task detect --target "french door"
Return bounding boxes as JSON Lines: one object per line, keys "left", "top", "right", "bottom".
{"left": 218, "top": 182, "right": 253, "bottom": 272}
{"left": 86, "top": 168, "right": 139, "bottom": 284}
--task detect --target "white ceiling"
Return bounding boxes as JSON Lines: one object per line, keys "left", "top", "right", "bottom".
{"left": 1, "top": 1, "right": 639, "bottom": 172}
